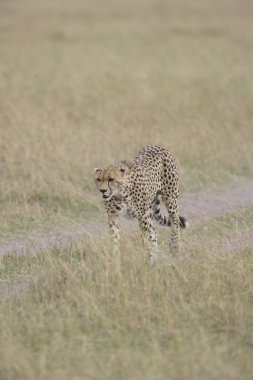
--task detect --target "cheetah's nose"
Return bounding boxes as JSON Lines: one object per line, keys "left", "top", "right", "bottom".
{"left": 100, "top": 189, "right": 107, "bottom": 194}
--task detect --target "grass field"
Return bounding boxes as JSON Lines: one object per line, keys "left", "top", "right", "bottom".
{"left": 1, "top": 1, "right": 253, "bottom": 379}
{"left": 0, "top": 0, "right": 253, "bottom": 235}
{"left": 0, "top": 209, "right": 253, "bottom": 380}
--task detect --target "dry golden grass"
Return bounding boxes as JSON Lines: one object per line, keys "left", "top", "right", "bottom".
{"left": 0, "top": 0, "right": 253, "bottom": 235}
{"left": 0, "top": 210, "right": 252, "bottom": 380}
{"left": 1, "top": 2, "right": 253, "bottom": 378}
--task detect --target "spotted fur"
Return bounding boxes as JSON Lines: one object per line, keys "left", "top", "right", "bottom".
{"left": 94, "top": 145, "right": 188, "bottom": 261}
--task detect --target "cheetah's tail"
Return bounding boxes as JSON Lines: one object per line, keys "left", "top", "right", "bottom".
{"left": 179, "top": 216, "right": 189, "bottom": 229}
{"left": 155, "top": 213, "right": 189, "bottom": 229}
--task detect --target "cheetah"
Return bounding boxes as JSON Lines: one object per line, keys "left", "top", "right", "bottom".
{"left": 94, "top": 145, "right": 188, "bottom": 261}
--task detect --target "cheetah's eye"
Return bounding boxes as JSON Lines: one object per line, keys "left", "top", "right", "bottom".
{"left": 108, "top": 178, "right": 114, "bottom": 182}
{"left": 96, "top": 178, "right": 101, "bottom": 182}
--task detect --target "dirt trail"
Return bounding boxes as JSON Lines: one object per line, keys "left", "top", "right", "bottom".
{"left": 0, "top": 180, "right": 253, "bottom": 258}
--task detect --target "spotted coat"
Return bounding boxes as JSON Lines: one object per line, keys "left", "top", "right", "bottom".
{"left": 94, "top": 145, "right": 188, "bottom": 261}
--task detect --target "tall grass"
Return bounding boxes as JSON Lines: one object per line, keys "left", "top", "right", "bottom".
{"left": 0, "top": 210, "right": 253, "bottom": 379}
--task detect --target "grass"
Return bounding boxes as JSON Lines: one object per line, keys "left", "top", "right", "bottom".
{"left": 1, "top": 1, "right": 253, "bottom": 378}
{"left": 0, "top": 0, "right": 253, "bottom": 235}
{"left": 0, "top": 210, "right": 253, "bottom": 380}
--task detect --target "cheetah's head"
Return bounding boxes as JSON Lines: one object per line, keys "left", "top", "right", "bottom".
{"left": 94, "top": 160, "right": 133, "bottom": 201}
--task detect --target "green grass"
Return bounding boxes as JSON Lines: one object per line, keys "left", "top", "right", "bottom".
{"left": 0, "top": 210, "right": 252, "bottom": 380}
{"left": 0, "top": 0, "right": 253, "bottom": 235}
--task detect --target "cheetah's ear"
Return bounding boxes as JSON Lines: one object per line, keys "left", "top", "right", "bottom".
{"left": 94, "top": 168, "right": 101, "bottom": 173}
{"left": 120, "top": 160, "right": 134, "bottom": 173}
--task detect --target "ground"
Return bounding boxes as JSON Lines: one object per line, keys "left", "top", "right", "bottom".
{"left": 0, "top": 0, "right": 253, "bottom": 379}
{"left": 0, "top": 179, "right": 253, "bottom": 257}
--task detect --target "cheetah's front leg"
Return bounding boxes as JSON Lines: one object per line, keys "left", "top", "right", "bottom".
{"left": 108, "top": 214, "right": 120, "bottom": 253}
{"left": 139, "top": 215, "right": 158, "bottom": 262}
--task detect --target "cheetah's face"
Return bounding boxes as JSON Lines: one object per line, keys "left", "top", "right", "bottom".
{"left": 94, "top": 163, "right": 129, "bottom": 201}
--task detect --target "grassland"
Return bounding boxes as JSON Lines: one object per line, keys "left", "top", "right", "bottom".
{"left": 0, "top": 209, "right": 252, "bottom": 380}
{"left": 0, "top": 0, "right": 253, "bottom": 236}
{"left": 1, "top": 1, "right": 253, "bottom": 378}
